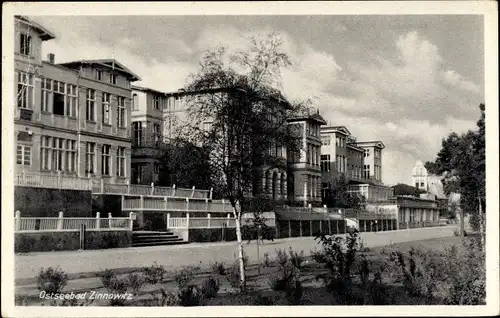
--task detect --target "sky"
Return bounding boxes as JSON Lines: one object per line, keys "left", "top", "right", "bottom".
{"left": 28, "top": 14, "right": 485, "bottom": 186}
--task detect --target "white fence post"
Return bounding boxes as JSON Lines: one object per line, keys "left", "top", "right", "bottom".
{"left": 172, "top": 184, "right": 176, "bottom": 197}
{"left": 222, "top": 199, "right": 225, "bottom": 213}
{"left": 140, "top": 195, "right": 144, "bottom": 210}
{"left": 15, "top": 210, "right": 21, "bottom": 232}
{"left": 164, "top": 197, "right": 168, "bottom": 210}
{"left": 96, "top": 212, "right": 100, "bottom": 230}
{"left": 57, "top": 211, "right": 64, "bottom": 230}
{"left": 151, "top": 182, "right": 155, "bottom": 196}
{"left": 227, "top": 213, "right": 231, "bottom": 227}
{"left": 57, "top": 171, "right": 62, "bottom": 189}
{"left": 191, "top": 186, "right": 195, "bottom": 198}
{"left": 186, "top": 213, "right": 190, "bottom": 228}
{"left": 129, "top": 212, "right": 135, "bottom": 230}
{"left": 127, "top": 180, "right": 131, "bottom": 194}
{"left": 108, "top": 213, "right": 112, "bottom": 228}
{"left": 209, "top": 187, "right": 213, "bottom": 200}
{"left": 205, "top": 198, "right": 209, "bottom": 212}
{"left": 167, "top": 213, "right": 171, "bottom": 229}
{"left": 207, "top": 213, "right": 211, "bottom": 228}
{"left": 186, "top": 197, "right": 190, "bottom": 212}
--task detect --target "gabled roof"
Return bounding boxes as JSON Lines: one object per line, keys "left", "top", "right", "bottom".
{"left": 15, "top": 16, "right": 56, "bottom": 41}
{"left": 356, "top": 140, "right": 385, "bottom": 149}
{"left": 321, "top": 126, "right": 351, "bottom": 136}
{"left": 58, "top": 59, "right": 141, "bottom": 81}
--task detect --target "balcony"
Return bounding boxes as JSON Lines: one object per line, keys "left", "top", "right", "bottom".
{"left": 38, "top": 112, "right": 79, "bottom": 131}
{"left": 80, "top": 120, "right": 130, "bottom": 139}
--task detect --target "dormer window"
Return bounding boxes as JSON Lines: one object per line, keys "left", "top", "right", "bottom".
{"left": 20, "top": 34, "right": 32, "bottom": 56}
{"left": 96, "top": 70, "right": 103, "bottom": 81}
{"left": 110, "top": 74, "right": 117, "bottom": 85}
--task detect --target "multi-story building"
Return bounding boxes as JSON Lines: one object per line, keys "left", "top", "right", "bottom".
{"left": 287, "top": 112, "right": 326, "bottom": 205}
{"left": 130, "top": 85, "right": 166, "bottom": 184}
{"left": 14, "top": 16, "right": 140, "bottom": 183}
{"left": 411, "top": 160, "right": 449, "bottom": 216}
{"left": 356, "top": 141, "right": 384, "bottom": 183}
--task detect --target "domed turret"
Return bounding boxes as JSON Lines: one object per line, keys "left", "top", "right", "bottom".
{"left": 412, "top": 160, "right": 428, "bottom": 177}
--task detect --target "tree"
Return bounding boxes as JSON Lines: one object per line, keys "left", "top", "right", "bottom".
{"left": 176, "top": 33, "right": 308, "bottom": 290}
{"left": 392, "top": 183, "right": 426, "bottom": 197}
{"left": 323, "top": 175, "right": 364, "bottom": 209}
{"left": 425, "top": 104, "right": 486, "bottom": 245}
{"left": 157, "top": 138, "right": 212, "bottom": 190}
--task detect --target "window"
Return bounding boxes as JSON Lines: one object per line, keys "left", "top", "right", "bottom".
{"left": 321, "top": 154, "right": 330, "bottom": 172}
{"left": 102, "top": 93, "right": 111, "bottom": 124}
{"left": 153, "top": 123, "right": 161, "bottom": 146}
{"left": 203, "top": 121, "right": 212, "bottom": 132}
{"left": 17, "top": 145, "right": 31, "bottom": 165}
{"left": 153, "top": 95, "right": 161, "bottom": 110}
{"left": 66, "top": 84, "right": 77, "bottom": 117}
{"left": 20, "top": 33, "right": 31, "bottom": 55}
{"left": 96, "top": 70, "right": 103, "bottom": 81}
{"left": 132, "top": 94, "right": 138, "bottom": 110}
{"left": 86, "top": 89, "right": 96, "bottom": 121}
{"left": 116, "top": 147, "right": 126, "bottom": 177}
{"left": 363, "top": 165, "right": 371, "bottom": 179}
{"left": 17, "top": 72, "right": 34, "bottom": 109}
{"left": 52, "top": 80, "right": 65, "bottom": 115}
{"left": 364, "top": 149, "right": 369, "bottom": 157}
{"left": 110, "top": 74, "right": 117, "bottom": 85}
{"left": 321, "top": 136, "right": 330, "bottom": 145}
{"left": 420, "top": 182, "right": 424, "bottom": 188}
{"left": 101, "top": 144, "right": 111, "bottom": 176}
{"left": 85, "top": 142, "right": 95, "bottom": 175}
{"left": 133, "top": 121, "right": 143, "bottom": 146}
{"left": 41, "top": 78, "right": 52, "bottom": 112}
{"left": 40, "top": 136, "right": 77, "bottom": 173}
{"left": 117, "top": 96, "right": 126, "bottom": 127}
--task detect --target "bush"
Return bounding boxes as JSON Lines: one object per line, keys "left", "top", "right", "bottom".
{"left": 210, "top": 261, "right": 226, "bottom": 276}
{"left": 268, "top": 248, "right": 304, "bottom": 305}
{"left": 100, "top": 269, "right": 129, "bottom": 306}
{"left": 200, "top": 277, "right": 220, "bottom": 299}
{"left": 178, "top": 285, "right": 203, "bottom": 306}
{"left": 174, "top": 265, "right": 200, "bottom": 290}
{"left": 252, "top": 294, "right": 275, "bottom": 305}
{"left": 143, "top": 262, "right": 166, "bottom": 285}
{"left": 146, "top": 288, "right": 178, "bottom": 306}
{"left": 263, "top": 252, "right": 271, "bottom": 267}
{"left": 37, "top": 266, "right": 68, "bottom": 294}
{"left": 226, "top": 262, "right": 242, "bottom": 290}
{"left": 128, "top": 273, "right": 145, "bottom": 296}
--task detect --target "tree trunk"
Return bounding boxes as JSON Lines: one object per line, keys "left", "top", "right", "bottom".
{"left": 459, "top": 208, "right": 465, "bottom": 238}
{"left": 233, "top": 199, "right": 246, "bottom": 291}
{"left": 478, "top": 196, "right": 485, "bottom": 252}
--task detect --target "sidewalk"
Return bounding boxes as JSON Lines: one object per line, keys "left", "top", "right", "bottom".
{"left": 15, "top": 225, "right": 457, "bottom": 282}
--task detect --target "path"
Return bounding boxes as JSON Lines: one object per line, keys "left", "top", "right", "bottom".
{"left": 15, "top": 225, "right": 457, "bottom": 282}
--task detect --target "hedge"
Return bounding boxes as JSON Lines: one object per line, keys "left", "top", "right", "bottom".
{"left": 15, "top": 230, "right": 132, "bottom": 253}
{"left": 188, "top": 225, "right": 277, "bottom": 243}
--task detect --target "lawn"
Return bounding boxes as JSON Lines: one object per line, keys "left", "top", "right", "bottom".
{"left": 16, "top": 235, "right": 483, "bottom": 306}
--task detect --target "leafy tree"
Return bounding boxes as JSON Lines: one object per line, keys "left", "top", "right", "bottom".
{"left": 157, "top": 138, "right": 212, "bottom": 190}
{"left": 175, "top": 33, "right": 308, "bottom": 290}
{"left": 323, "top": 175, "right": 364, "bottom": 209}
{"left": 392, "top": 183, "right": 426, "bottom": 197}
{"left": 425, "top": 104, "right": 485, "bottom": 243}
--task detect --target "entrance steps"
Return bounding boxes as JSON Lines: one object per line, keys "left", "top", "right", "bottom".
{"left": 132, "top": 231, "right": 188, "bottom": 247}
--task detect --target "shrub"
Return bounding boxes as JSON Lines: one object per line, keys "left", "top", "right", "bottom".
{"left": 100, "top": 269, "right": 128, "bottom": 306}
{"left": 288, "top": 248, "right": 305, "bottom": 270}
{"left": 263, "top": 252, "right": 271, "bottom": 267}
{"left": 143, "top": 262, "right": 166, "bottom": 285}
{"left": 226, "top": 262, "right": 242, "bottom": 290}
{"left": 37, "top": 267, "right": 68, "bottom": 294}
{"left": 200, "top": 277, "right": 220, "bottom": 299}
{"left": 128, "top": 272, "right": 145, "bottom": 296}
{"left": 252, "top": 294, "right": 275, "bottom": 305}
{"left": 147, "top": 288, "right": 178, "bottom": 306}
{"left": 268, "top": 248, "right": 304, "bottom": 305}
{"left": 210, "top": 261, "right": 226, "bottom": 276}
{"left": 178, "top": 285, "right": 203, "bottom": 306}
{"left": 174, "top": 265, "right": 200, "bottom": 290}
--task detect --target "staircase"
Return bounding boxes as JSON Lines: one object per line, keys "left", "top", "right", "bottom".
{"left": 132, "top": 231, "right": 188, "bottom": 247}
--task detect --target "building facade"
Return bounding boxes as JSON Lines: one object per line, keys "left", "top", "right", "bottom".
{"left": 130, "top": 85, "right": 166, "bottom": 184}
{"left": 356, "top": 141, "right": 384, "bottom": 183}
{"left": 14, "top": 16, "right": 140, "bottom": 184}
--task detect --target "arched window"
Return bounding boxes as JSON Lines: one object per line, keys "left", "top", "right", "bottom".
{"left": 132, "top": 94, "right": 138, "bottom": 110}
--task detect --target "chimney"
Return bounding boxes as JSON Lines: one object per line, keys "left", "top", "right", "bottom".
{"left": 47, "top": 53, "right": 55, "bottom": 64}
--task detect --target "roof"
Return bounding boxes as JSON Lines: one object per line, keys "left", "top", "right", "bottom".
{"left": 321, "top": 126, "right": 351, "bottom": 136}
{"left": 131, "top": 85, "right": 165, "bottom": 95}
{"left": 15, "top": 16, "right": 56, "bottom": 41}
{"left": 347, "top": 143, "right": 364, "bottom": 152}
{"left": 57, "top": 59, "right": 141, "bottom": 81}
{"left": 356, "top": 140, "right": 385, "bottom": 149}
{"left": 288, "top": 111, "right": 327, "bottom": 125}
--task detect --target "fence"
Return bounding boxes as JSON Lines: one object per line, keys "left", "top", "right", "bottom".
{"left": 165, "top": 213, "right": 271, "bottom": 229}
{"left": 122, "top": 196, "right": 235, "bottom": 213}
{"left": 14, "top": 211, "right": 135, "bottom": 232}
{"left": 16, "top": 172, "right": 213, "bottom": 199}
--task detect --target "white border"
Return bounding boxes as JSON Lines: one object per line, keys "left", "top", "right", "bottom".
{"left": 2, "top": 1, "right": 498, "bottom": 317}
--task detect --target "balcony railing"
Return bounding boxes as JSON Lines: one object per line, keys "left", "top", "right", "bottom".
{"left": 14, "top": 211, "right": 134, "bottom": 232}
{"left": 122, "top": 196, "right": 234, "bottom": 213}
{"left": 16, "top": 172, "right": 213, "bottom": 199}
